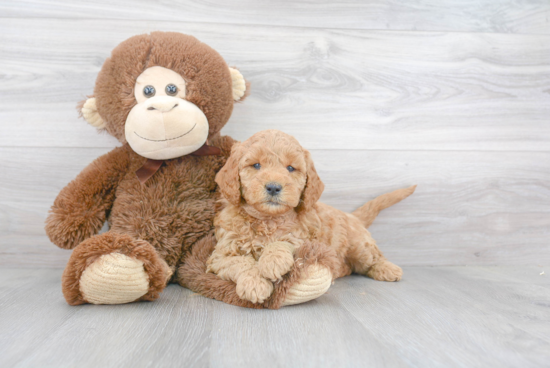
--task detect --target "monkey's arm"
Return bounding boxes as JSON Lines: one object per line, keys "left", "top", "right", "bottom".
{"left": 45, "top": 145, "right": 131, "bottom": 249}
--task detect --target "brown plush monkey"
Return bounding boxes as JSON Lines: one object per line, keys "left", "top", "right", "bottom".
{"left": 46, "top": 32, "right": 336, "bottom": 308}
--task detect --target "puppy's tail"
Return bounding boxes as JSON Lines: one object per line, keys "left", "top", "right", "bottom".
{"left": 351, "top": 185, "right": 416, "bottom": 228}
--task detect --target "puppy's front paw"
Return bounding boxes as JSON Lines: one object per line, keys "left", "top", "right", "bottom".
{"left": 367, "top": 260, "right": 403, "bottom": 282}
{"left": 258, "top": 241, "right": 295, "bottom": 281}
{"left": 236, "top": 270, "right": 274, "bottom": 304}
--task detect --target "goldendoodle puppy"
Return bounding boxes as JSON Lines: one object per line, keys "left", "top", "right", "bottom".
{"left": 207, "top": 130, "right": 415, "bottom": 303}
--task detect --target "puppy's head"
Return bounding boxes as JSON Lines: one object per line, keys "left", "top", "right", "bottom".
{"left": 216, "top": 130, "right": 324, "bottom": 216}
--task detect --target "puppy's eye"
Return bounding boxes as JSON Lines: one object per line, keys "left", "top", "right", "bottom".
{"left": 143, "top": 85, "right": 156, "bottom": 97}
{"left": 287, "top": 166, "right": 295, "bottom": 172}
{"left": 253, "top": 163, "right": 261, "bottom": 170}
{"left": 165, "top": 84, "right": 178, "bottom": 96}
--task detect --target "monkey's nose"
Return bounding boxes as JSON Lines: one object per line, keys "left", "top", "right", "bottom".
{"left": 265, "top": 183, "right": 282, "bottom": 196}
{"left": 145, "top": 96, "right": 180, "bottom": 112}
{"left": 147, "top": 102, "right": 178, "bottom": 112}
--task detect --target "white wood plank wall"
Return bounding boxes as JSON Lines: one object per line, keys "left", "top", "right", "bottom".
{"left": 0, "top": 1, "right": 549, "bottom": 267}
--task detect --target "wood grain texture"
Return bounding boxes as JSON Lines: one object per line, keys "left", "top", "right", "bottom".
{"left": 1, "top": 0, "right": 549, "bottom": 34}
{"left": 1, "top": 19, "right": 550, "bottom": 151}
{"left": 1, "top": 147, "right": 548, "bottom": 268}
{"left": 331, "top": 267, "right": 550, "bottom": 367}
{"left": 1, "top": 266, "right": 548, "bottom": 367}
{"left": 1, "top": 4, "right": 549, "bottom": 268}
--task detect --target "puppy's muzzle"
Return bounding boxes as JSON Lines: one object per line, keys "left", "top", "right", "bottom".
{"left": 265, "top": 182, "right": 282, "bottom": 196}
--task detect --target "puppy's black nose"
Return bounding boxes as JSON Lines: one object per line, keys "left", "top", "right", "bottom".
{"left": 265, "top": 183, "right": 282, "bottom": 196}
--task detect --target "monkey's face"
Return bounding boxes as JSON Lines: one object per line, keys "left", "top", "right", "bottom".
{"left": 80, "top": 32, "right": 248, "bottom": 161}
{"left": 125, "top": 66, "right": 209, "bottom": 160}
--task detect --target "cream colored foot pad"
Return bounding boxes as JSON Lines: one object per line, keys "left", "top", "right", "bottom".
{"left": 79, "top": 253, "right": 150, "bottom": 305}
{"left": 282, "top": 264, "right": 332, "bottom": 307}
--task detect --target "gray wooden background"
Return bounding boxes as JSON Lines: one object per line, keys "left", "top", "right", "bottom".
{"left": 1, "top": 0, "right": 549, "bottom": 268}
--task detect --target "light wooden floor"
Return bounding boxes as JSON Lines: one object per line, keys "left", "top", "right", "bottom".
{"left": 1, "top": 266, "right": 549, "bottom": 368}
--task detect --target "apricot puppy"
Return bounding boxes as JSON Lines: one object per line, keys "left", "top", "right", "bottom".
{"left": 207, "top": 130, "right": 415, "bottom": 304}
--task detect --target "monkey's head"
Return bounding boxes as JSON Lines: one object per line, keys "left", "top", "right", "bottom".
{"left": 81, "top": 32, "right": 247, "bottom": 160}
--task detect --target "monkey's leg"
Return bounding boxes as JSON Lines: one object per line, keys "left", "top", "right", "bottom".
{"left": 279, "top": 264, "right": 333, "bottom": 307}
{"left": 275, "top": 240, "right": 336, "bottom": 308}
{"left": 179, "top": 235, "right": 335, "bottom": 309}
{"left": 62, "top": 231, "right": 171, "bottom": 305}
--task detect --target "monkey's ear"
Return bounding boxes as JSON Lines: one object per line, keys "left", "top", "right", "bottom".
{"left": 229, "top": 67, "right": 248, "bottom": 102}
{"left": 80, "top": 97, "right": 106, "bottom": 129}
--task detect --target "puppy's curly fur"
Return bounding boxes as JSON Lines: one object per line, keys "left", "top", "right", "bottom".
{"left": 208, "top": 130, "right": 415, "bottom": 304}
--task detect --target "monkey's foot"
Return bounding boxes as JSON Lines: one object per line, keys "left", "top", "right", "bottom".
{"left": 79, "top": 253, "right": 150, "bottom": 304}
{"left": 282, "top": 264, "right": 332, "bottom": 307}
{"left": 62, "top": 232, "right": 171, "bottom": 305}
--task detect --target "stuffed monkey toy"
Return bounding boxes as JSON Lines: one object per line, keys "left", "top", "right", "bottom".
{"left": 46, "top": 32, "right": 335, "bottom": 308}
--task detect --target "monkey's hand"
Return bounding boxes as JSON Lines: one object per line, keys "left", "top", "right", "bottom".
{"left": 45, "top": 146, "right": 131, "bottom": 249}
{"left": 258, "top": 241, "right": 295, "bottom": 282}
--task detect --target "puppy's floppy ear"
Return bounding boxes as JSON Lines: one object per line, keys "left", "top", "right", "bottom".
{"left": 297, "top": 149, "right": 324, "bottom": 212}
{"left": 216, "top": 143, "right": 244, "bottom": 206}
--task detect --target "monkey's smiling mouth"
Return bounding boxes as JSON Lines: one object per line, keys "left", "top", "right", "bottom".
{"left": 134, "top": 123, "right": 196, "bottom": 142}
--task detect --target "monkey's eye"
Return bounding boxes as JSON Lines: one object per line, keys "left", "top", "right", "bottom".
{"left": 287, "top": 166, "right": 295, "bottom": 172}
{"left": 253, "top": 163, "right": 261, "bottom": 170}
{"left": 165, "top": 84, "right": 178, "bottom": 96}
{"left": 143, "top": 85, "right": 156, "bottom": 97}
